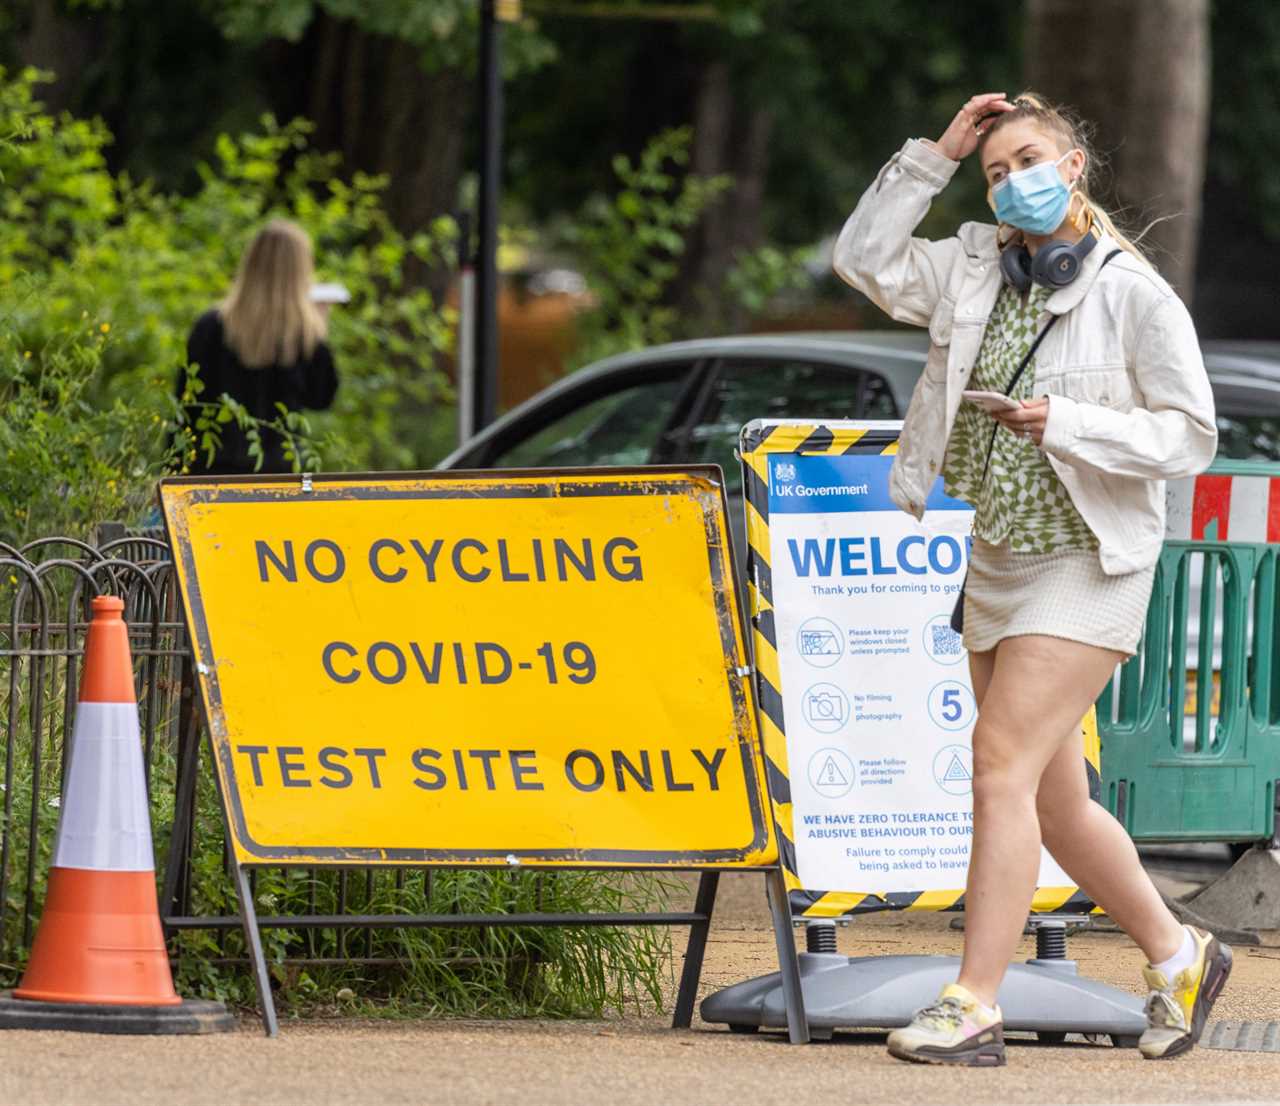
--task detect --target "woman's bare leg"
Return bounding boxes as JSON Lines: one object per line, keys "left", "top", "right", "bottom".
{"left": 1036, "top": 738, "right": 1184, "bottom": 963}
{"left": 968, "top": 646, "right": 996, "bottom": 707}
{"left": 955, "top": 634, "right": 1131, "bottom": 1006}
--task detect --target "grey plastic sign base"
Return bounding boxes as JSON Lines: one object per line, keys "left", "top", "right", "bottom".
{"left": 0, "top": 993, "right": 235, "bottom": 1035}
{"left": 700, "top": 953, "right": 1146, "bottom": 1043}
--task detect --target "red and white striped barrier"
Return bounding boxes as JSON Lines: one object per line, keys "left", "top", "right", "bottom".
{"left": 1165, "top": 473, "right": 1280, "bottom": 543}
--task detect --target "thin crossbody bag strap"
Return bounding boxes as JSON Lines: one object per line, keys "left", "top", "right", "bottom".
{"left": 977, "top": 248, "right": 1124, "bottom": 486}
{"left": 976, "top": 312, "right": 1060, "bottom": 488}
{"left": 950, "top": 248, "right": 1123, "bottom": 637}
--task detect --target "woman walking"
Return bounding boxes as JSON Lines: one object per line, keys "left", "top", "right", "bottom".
{"left": 833, "top": 92, "right": 1228, "bottom": 1065}
{"left": 180, "top": 219, "right": 338, "bottom": 475}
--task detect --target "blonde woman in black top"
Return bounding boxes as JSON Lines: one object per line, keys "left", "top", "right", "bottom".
{"left": 180, "top": 219, "right": 338, "bottom": 474}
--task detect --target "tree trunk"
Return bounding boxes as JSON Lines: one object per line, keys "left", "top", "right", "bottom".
{"left": 1025, "top": 0, "right": 1210, "bottom": 301}
{"left": 270, "top": 14, "right": 468, "bottom": 274}
{"left": 678, "top": 62, "right": 774, "bottom": 329}
{"left": 15, "top": 0, "right": 97, "bottom": 111}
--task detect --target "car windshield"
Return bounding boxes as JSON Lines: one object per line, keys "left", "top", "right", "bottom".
{"left": 490, "top": 376, "right": 685, "bottom": 468}
{"left": 1215, "top": 414, "right": 1280, "bottom": 462}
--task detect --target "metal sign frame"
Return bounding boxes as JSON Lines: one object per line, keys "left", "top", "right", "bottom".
{"left": 738, "top": 419, "right": 1099, "bottom": 920}
{"left": 159, "top": 466, "right": 807, "bottom": 1040}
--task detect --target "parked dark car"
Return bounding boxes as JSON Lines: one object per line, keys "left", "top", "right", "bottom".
{"left": 440, "top": 332, "right": 1280, "bottom": 748}
{"left": 439, "top": 331, "right": 1280, "bottom": 565}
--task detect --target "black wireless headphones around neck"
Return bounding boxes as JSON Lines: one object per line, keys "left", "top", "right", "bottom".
{"left": 999, "top": 228, "right": 1099, "bottom": 292}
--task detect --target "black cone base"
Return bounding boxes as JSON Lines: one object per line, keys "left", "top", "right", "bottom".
{"left": 0, "top": 993, "right": 235, "bottom": 1035}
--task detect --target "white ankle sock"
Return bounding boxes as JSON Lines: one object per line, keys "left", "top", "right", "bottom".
{"left": 1153, "top": 926, "right": 1196, "bottom": 980}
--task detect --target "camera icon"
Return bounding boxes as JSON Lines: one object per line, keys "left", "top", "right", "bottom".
{"left": 802, "top": 684, "right": 849, "bottom": 733}
{"left": 808, "top": 691, "right": 841, "bottom": 721}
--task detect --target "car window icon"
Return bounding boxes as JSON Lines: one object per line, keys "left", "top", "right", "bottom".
{"left": 800, "top": 630, "right": 840, "bottom": 655}
{"left": 796, "top": 617, "right": 844, "bottom": 668}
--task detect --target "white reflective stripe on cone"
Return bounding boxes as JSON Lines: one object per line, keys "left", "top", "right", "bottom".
{"left": 52, "top": 701, "right": 156, "bottom": 872}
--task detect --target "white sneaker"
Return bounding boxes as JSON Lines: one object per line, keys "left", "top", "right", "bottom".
{"left": 887, "top": 983, "right": 1005, "bottom": 1067}
{"left": 1139, "top": 927, "right": 1233, "bottom": 1060}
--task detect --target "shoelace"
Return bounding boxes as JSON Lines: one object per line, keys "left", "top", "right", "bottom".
{"left": 1144, "top": 988, "right": 1186, "bottom": 1030}
{"left": 913, "top": 997, "right": 966, "bottom": 1031}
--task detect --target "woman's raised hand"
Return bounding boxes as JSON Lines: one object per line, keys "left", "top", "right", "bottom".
{"left": 933, "top": 93, "right": 1017, "bottom": 162}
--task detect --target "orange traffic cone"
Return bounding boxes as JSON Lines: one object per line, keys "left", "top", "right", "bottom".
{"left": 15, "top": 595, "right": 179, "bottom": 1005}
{"left": 0, "top": 596, "right": 232, "bottom": 1033}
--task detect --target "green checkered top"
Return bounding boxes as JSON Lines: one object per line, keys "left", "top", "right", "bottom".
{"left": 943, "top": 283, "right": 1098, "bottom": 553}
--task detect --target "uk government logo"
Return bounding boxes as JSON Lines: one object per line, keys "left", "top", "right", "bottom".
{"left": 774, "top": 461, "right": 796, "bottom": 483}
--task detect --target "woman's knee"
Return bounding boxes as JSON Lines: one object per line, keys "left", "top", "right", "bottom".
{"left": 1036, "top": 787, "right": 1086, "bottom": 846}
{"left": 971, "top": 728, "right": 1035, "bottom": 812}
{"left": 972, "top": 768, "right": 1033, "bottom": 816}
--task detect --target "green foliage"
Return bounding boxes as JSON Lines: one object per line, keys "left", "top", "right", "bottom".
{"left": 0, "top": 298, "right": 172, "bottom": 544}
{"left": 0, "top": 67, "right": 457, "bottom": 536}
{"left": 723, "top": 243, "right": 814, "bottom": 317}
{"left": 169, "top": 851, "right": 675, "bottom": 1018}
{"left": 1210, "top": 3, "right": 1280, "bottom": 240}
{"left": 211, "top": 0, "right": 558, "bottom": 76}
{"left": 0, "top": 68, "right": 117, "bottom": 279}
{"left": 564, "top": 127, "right": 730, "bottom": 365}
{"left": 504, "top": 0, "right": 1021, "bottom": 246}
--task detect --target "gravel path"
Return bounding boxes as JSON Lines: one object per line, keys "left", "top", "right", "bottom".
{"left": 2, "top": 870, "right": 1277, "bottom": 1105}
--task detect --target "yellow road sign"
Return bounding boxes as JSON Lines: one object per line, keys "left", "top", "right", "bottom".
{"left": 161, "top": 469, "right": 775, "bottom": 868}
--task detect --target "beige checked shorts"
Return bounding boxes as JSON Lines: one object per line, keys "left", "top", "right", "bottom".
{"left": 961, "top": 539, "right": 1156, "bottom": 657}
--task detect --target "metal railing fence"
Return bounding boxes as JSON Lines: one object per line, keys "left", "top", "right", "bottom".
{"left": 0, "top": 535, "right": 528, "bottom": 983}
{"left": 0, "top": 533, "right": 192, "bottom": 972}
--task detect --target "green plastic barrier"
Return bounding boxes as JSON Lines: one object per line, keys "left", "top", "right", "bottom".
{"left": 1098, "top": 460, "right": 1280, "bottom": 844}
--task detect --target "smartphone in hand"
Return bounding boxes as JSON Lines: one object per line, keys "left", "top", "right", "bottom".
{"left": 962, "top": 390, "right": 1022, "bottom": 413}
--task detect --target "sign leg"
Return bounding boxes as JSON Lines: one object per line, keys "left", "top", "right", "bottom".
{"left": 672, "top": 870, "right": 720, "bottom": 1029}
{"left": 233, "top": 865, "right": 279, "bottom": 1038}
{"left": 766, "top": 868, "right": 809, "bottom": 1044}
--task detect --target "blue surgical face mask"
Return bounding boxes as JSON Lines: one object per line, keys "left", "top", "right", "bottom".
{"left": 991, "top": 151, "right": 1076, "bottom": 235}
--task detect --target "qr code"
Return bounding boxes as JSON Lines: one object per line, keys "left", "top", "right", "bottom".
{"left": 931, "top": 624, "right": 962, "bottom": 656}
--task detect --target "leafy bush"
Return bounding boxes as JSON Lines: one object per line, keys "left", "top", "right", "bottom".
{"left": 0, "top": 66, "right": 458, "bottom": 541}
{"left": 562, "top": 127, "right": 731, "bottom": 367}
{"left": 0, "top": 303, "right": 172, "bottom": 544}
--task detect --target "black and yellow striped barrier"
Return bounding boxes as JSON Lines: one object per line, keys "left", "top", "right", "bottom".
{"left": 738, "top": 419, "right": 1099, "bottom": 919}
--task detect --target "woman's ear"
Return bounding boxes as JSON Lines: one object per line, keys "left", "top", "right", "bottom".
{"left": 1066, "top": 147, "right": 1087, "bottom": 185}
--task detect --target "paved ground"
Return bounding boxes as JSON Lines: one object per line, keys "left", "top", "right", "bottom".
{"left": 2, "top": 866, "right": 1278, "bottom": 1106}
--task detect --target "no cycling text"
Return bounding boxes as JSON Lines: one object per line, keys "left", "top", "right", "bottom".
{"left": 253, "top": 536, "right": 644, "bottom": 585}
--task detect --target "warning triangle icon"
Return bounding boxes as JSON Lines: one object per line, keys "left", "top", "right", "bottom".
{"left": 943, "top": 754, "right": 971, "bottom": 783}
{"left": 819, "top": 756, "right": 849, "bottom": 787}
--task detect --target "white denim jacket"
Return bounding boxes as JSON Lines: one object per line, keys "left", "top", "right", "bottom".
{"left": 833, "top": 138, "right": 1217, "bottom": 575}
